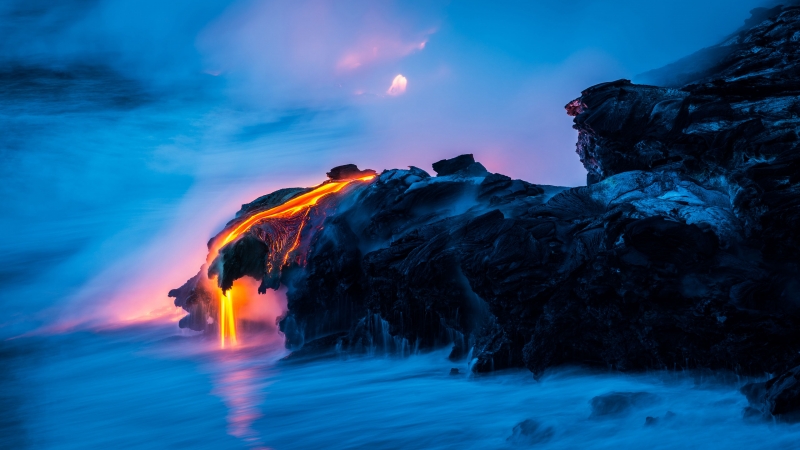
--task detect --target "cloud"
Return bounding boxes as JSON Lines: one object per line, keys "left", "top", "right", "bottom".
{"left": 196, "top": 0, "right": 443, "bottom": 103}
{"left": 336, "top": 34, "right": 430, "bottom": 72}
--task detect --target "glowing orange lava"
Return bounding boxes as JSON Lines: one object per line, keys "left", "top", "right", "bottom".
{"left": 219, "top": 290, "right": 238, "bottom": 348}
{"left": 214, "top": 174, "right": 375, "bottom": 348}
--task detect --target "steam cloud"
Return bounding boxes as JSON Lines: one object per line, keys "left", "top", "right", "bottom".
{"left": 0, "top": 0, "right": 778, "bottom": 335}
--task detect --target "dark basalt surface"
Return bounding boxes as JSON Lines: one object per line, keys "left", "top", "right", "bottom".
{"left": 326, "top": 164, "right": 377, "bottom": 181}
{"left": 172, "top": 6, "right": 800, "bottom": 421}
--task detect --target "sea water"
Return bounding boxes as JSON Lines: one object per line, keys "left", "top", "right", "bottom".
{"left": 3, "top": 324, "right": 800, "bottom": 449}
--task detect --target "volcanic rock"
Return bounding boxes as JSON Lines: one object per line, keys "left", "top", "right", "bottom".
{"left": 170, "top": 5, "right": 800, "bottom": 392}
{"left": 589, "top": 392, "right": 658, "bottom": 418}
{"left": 507, "top": 419, "right": 554, "bottom": 445}
{"left": 235, "top": 187, "right": 309, "bottom": 218}
{"left": 742, "top": 365, "right": 800, "bottom": 422}
{"left": 169, "top": 272, "right": 213, "bottom": 331}
{"left": 432, "top": 154, "right": 488, "bottom": 176}
{"left": 326, "top": 164, "right": 377, "bottom": 181}
{"left": 644, "top": 411, "right": 675, "bottom": 426}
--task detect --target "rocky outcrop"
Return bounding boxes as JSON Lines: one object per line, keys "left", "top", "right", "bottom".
{"left": 639, "top": 3, "right": 800, "bottom": 88}
{"left": 171, "top": 5, "right": 800, "bottom": 392}
{"left": 326, "top": 164, "right": 377, "bottom": 181}
{"left": 431, "top": 154, "right": 488, "bottom": 177}
{"left": 742, "top": 365, "right": 800, "bottom": 422}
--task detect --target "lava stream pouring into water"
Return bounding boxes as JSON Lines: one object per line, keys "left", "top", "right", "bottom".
{"left": 220, "top": 291, "right": 238, "bottom": 348}
{"left": 211, "top": 174, "right": 376, "bottom": 349}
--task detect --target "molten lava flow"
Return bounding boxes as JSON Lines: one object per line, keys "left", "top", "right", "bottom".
{"left": 213, "top": 175, "right": 375, "bottom": 349}
{"left": 220, "top": 290, "right": 238, "bottom": 348}
{"left": 221, "top": 182, "right": 340, "bottom": 249}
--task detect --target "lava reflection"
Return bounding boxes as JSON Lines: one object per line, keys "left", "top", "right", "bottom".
{"left": 210, "top": 349, "right": 284, "bottom": 449}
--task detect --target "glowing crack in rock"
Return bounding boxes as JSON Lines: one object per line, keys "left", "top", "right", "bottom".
{"left": 387, "top": 74, "right": 407, "bottom": 96}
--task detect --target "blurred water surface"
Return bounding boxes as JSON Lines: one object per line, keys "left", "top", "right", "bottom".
{"left": 3, "top": 325, "right": 800, "bottom": 449}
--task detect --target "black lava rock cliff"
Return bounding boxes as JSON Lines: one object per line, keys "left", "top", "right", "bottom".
{"left": 172, "top": 6, "right": 800, "bottom": 421}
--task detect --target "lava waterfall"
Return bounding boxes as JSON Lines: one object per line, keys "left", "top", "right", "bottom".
{"left": 170, "top": 164, "right": 376, "bottom": 347}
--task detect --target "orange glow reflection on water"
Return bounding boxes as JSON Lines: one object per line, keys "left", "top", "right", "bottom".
{"left": 210, "top": 349, "right": 283, "bottom": 450}
{"left": 207, "top": 281, "right": 289, "bottom": 448}
{"left": 216, "top": 365, "right": 267, "bottom": 447}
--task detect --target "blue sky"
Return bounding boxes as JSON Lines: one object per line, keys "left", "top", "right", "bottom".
{"left": 0, "top": 0, "right": 774, "bottom": 331}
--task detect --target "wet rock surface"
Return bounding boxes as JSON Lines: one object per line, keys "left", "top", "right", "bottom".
{"left": 431, "top": 154, "right": 489, "bottom": 177}
{"left": 507, "top": 419, "right": 554, "bottom": 445}
{"left": 645, "top": 411, "right": 676, "bottom": 426}
{"left": 326, "top": 164, "right": 377, "bottom": 181}
{"left": 172, "top": 4, "right": 800, "bottom": 408}
{"left": 742, "top": 365, "right": 800, "bottom": 422}
{"left": 589, "top": 392, "right": 658, "bottom": 418}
